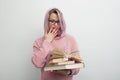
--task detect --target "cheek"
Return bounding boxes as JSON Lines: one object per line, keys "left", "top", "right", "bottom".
{"left": 48, "top": 23, "right": 52, "bottom": 28}
{"left": 55, "top": 25, "right": 60, "bottom": 29}
{"left": 48, "top": 24, "right": 55, "bottom": 28}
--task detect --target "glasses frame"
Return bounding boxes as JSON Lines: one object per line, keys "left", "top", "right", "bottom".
{"left": 48, "top": 19, "right": 60, "bottom": 25}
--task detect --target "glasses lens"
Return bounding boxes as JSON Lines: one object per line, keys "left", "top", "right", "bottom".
{"left": 49, "top": 20, "right": 59, "bottom": 24}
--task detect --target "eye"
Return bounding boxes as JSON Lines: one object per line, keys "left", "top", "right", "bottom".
{"left": 48, "top": 20, "right": 54, "bottom": 23}
{"left": 56, "top": 21, "right": 60, "bottom": 23}
{"left": 48, "top": 19, "right": 60, "bottom": 25}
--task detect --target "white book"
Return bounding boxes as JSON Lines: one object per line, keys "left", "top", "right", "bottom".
{"left": 57, "top": 61, "right": 75, "bottom": 65}
{"left": 44, "top": 63, "right": 84, "bottom": 71}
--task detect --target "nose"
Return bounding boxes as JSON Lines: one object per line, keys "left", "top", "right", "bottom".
{"left": 52, "top": 22, "right": 59, "bottom": 26}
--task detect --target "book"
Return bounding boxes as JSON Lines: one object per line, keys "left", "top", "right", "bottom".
{"left": 68, "top": 51, "right": 82, "bottom": 63}
{"left": 49, "top": 56, "right": 82, "bottom": 64}
{"left": 48, "top": 58, "right": 68, "bottom": 64}
{"left": 68, "top": 57, "right": 82, "bottom": 63}
{"left": 56, "top": 61, "right": 75, "bottom": 65}
{"left": 44, "top": 63, "right": 84, "bottom": 71}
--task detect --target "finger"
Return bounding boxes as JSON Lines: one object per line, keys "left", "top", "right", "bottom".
{"left": 48, "top": 28, "right": 53, "bottom": 33}
{"left": 51, "top": 28, "right": 56, "bottom": 33}
{"left": 51, "top": 28, "right": 57, "bottom": 34}
{"left": 54, "top": 28, "right": 58, "bottom": 34}
{"left": 53, "top": 29, "right": 59, "bottom": 36}
{"left": 54, "top": 32, "right": 58, "bottom": 37}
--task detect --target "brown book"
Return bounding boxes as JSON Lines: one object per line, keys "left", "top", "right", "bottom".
{"left": 68, "top": 51, "right": 82, "bottom": 62}
{"left": 68, "top": 57, "right": 82, "bottom": 63}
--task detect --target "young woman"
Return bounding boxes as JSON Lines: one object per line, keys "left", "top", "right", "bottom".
{"left": 32, "top": 8, "right": 80, "bottom": 80}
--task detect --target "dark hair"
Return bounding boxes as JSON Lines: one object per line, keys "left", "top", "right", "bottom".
{"left": 49, "top": 9, "right": 58, "bottom": 15}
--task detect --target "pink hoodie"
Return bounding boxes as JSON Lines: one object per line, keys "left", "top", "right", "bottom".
{"left": 32, "top": 8, "right": 80, "bottom": 80}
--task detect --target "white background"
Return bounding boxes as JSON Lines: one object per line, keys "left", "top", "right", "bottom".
{"left": 0, "top": 0, "right": 120, "bottom": 80}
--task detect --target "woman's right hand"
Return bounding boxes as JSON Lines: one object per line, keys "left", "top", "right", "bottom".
{"left": 44, "top": 28, "right": 58, "bottom": 42}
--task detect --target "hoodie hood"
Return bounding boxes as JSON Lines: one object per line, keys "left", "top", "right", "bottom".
{"left": 44, "top": 8, "right": 66, "bottom": 38}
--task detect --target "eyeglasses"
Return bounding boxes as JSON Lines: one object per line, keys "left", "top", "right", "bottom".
{"left": 48, "top": 19, "right": 60, "bottom": 25}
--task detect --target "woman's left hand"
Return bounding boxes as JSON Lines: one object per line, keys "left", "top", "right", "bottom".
{"left": 53, "top": 69, "right": 71, "bottom": 76}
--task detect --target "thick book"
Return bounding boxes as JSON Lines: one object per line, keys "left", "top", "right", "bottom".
{"left": 44, "top": 63, "right": 84, "bottom": 71}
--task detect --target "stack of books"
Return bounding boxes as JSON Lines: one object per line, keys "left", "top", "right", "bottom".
{"left": 44, "top": 57, "right": 84, "bottom": 71}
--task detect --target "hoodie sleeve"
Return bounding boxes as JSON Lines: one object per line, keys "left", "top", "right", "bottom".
{"left": 70, "top": 36, "right": 80, "bottom": 75}
{"left": 32, "top": 38, "right": 54, "bottom": 68}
